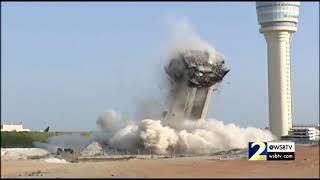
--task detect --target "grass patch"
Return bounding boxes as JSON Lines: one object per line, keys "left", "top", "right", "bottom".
{"left": 1, "top": 131, "right": 55, "bottom": 148}
{"left": 1, "top": 131, "right": 92, "bottom": 148}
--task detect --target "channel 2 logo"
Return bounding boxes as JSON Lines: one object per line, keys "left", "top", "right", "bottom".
{"left": 248, "top": 142, "right": 295, "bottom": 160}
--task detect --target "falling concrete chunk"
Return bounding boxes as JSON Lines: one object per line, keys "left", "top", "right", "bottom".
{"left": 166, "top": 49, "right": 229, "bottom": 88}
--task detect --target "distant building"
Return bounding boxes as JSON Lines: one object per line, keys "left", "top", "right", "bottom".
{"left": 282, "top": 124, "right": 320, "bottom": 142}
{"left": 1, "top": 123, "right": 30, "bottom": 132}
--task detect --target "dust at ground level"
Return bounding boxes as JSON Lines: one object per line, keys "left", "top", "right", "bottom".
{"left": 1, "top": 145, "right": 319, "bottom": 178}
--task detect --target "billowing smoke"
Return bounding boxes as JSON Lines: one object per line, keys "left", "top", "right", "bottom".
{"left": 35, "top": 110, "right": 274, "bottom": 155}
{"left": 94, "top": 112, "right": 274, "bottom": 154}
{"left": 34, "top": 18, "right": 275, "bottom": 156}
{"left": 96, "top": 110, "right": 130, "bottom": 136}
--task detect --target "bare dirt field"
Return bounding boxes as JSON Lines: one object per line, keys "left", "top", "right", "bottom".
{"left": 1, "top": 145, "right": 319, "bottom": 178}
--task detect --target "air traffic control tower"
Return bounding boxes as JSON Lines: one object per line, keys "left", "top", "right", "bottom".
{"left": 256, "top": 2, "right": 300, "bottom": 137}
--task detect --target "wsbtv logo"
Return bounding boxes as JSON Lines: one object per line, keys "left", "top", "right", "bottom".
{"left": 248, "top": 141, "right": 295, "bottom": 161}
{"left": 248, "top": 142, "right": 267, "bottom": 160}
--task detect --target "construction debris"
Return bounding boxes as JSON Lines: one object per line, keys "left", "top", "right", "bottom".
{"left": 56, "top": 148, "right": 79, "bottom": 162}
{"left": 80, "top": 141, "right": 104, "bottom": 157}
{"left": 165, "top": 50, "right": 229, "bottom": 88}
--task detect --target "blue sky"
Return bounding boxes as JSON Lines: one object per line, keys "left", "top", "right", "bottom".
{"left": 1, "top": 2, "right": 319, "bottom": 131}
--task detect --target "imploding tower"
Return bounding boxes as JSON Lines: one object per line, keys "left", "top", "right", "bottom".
{"left": 164, "top": 50, "right": 229, "bottom": 122}
{"left": 256, "top": 2, "right": 300, "bottom": 137}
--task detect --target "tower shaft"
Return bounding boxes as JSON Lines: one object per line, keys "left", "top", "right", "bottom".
{"left": 165, "top": 83, "right": 213, "bottom": 121}
{"left": 264, "top": 31, "right": 293, "bottom": 136}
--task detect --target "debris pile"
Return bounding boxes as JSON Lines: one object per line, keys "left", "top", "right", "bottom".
{"left": 80, "top": 141, "right": 104, "bottom": 157}
{"left": 2, "top": 150, "right": 27, "bottom": 160}
{"left": 1, "top": 148, "right": 50, "bottom": 161}
{"left": 56, "top": 148, "right": 79, "bottom": 162}
{"left": 165, "top": 50, "right": 229, "bottom": 88}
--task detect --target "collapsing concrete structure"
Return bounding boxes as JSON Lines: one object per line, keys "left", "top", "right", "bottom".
{"left": 164, "top": 50, "right": 229, "bottom": 121}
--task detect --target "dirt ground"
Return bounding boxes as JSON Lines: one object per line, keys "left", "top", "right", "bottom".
{"left": 1, "top": 145, "right": 319, "bottom": 178}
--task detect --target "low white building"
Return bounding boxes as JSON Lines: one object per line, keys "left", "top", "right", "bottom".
{"left": 315, "top": 125, "right": 320, "bottom": 141}
{"left": 1, "top": 124, "right": 30, "bottom": 132}
{"left": 286, "top": 125, "right": 319, "bottom": 141}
